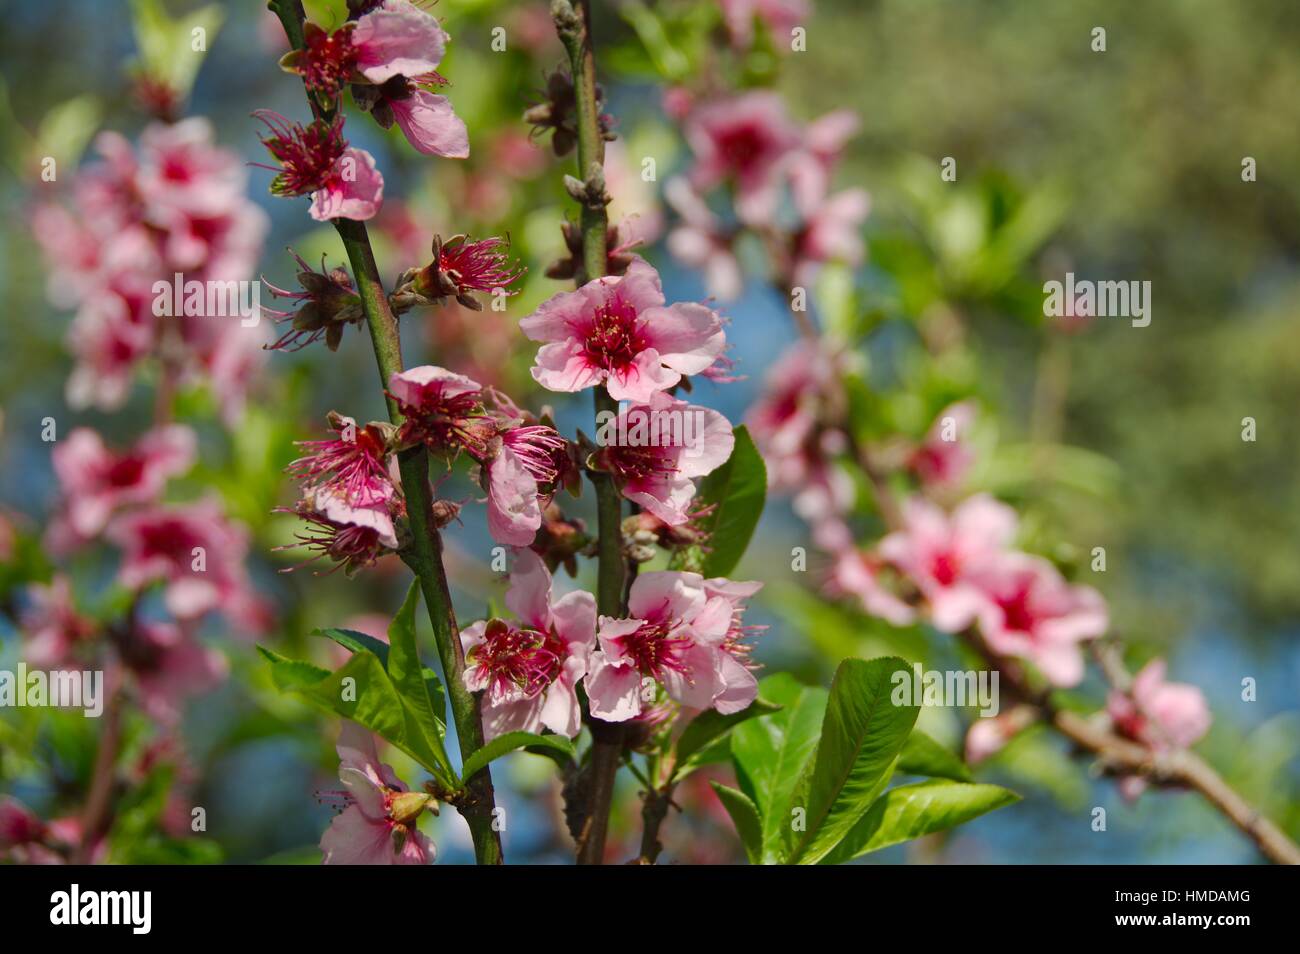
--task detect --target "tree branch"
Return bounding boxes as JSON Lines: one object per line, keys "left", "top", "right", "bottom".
{"left": 553, "top": 0, "right": 626, "bottom": 865}
{"left": 270, "top": 0, "right": 502, "bottom": 865}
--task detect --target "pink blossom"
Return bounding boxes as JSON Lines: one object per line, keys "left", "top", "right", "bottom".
{"left": 684, "top": 92, "right": 800, "bottom": 224}
{"left": 461, "top": 549, "right": 596, "bottom": 738}
{"left": 719, "top": 0, "right": 809, "bottom": 49}
{"left": 20, "top": 576, "right": 98, "bottom": 670}
{"left": 352, "top": 0, "right": 447, "bottom": 84}
{"left": 826, "top": 548, "right": 916, "bottom": 627}
{"left": 520, "top": 258, "right": 726, "bottom": 403}
{"left": 585, "top": 571, "right": 760, "bottom": 721}
{"left": 319, "top": 722, "right": 434, "bottom": 865}
{"left": 49, "top": 425, "right": 195, "bottom": 544}
{"left": 483, "top": 446, "right": 543, "bottom": 546}
{"left": 665, "top": 178, "right": 741, "bottom": 301}
{"left": 389, "top": 365, "right": 496, "bottom": 458}
{"left": 137, "top": 118, "right": 249, "bottom": 222}
{"left": 108, "top": 498, "right": 265, "bottom": 629}
{"left": 278, "top": 497, "right": 399, "bottom": 576}
{"left": 595, "top": 392, "right": 734, "bottom": 526}
{"left": 792, "top": 186, "right": 870, "bottom": 287}
{"left": 255, "top": 112, "right": 384, "bottom": 222}
{"left": 1108, "top": 659, "right": 1211, "bottom": 751}
{"left": 909, "top": 401, "right": 977, "bottom": 490}
{"left": 969, "top": 553, "right": 1108, "bottom": 687}
{"left": 389, "top": 90, "right": 470, "bottom": 159}
{"left": 288, "top": 415, "right": 395, "bottom": 512}
{"left": 963, "top": 706, "right": 1036, "bottom": 764}
{"left": 879, "top": 494, "right": 1018, "bottom": 633}
{"left": 123, "top": 620, "right": 228, "bottom": 726}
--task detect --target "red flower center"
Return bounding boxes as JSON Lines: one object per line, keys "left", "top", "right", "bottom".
{"left": 582, "top": 296, "right": 646, "bottom": 372}
{"left": 619, "top": 618, "right": 690, "bottom": 679}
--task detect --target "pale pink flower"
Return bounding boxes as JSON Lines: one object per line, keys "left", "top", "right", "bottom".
{"left": 49, "top": 425, "right": 195, "bottom": 544}
{"left": 585, "top": 571, "right": 760, "bottom": 721}
{"left": 520, "top": 258, "right": 726, "bottom": 403}
{"left": 319, "top": 722, "right": 434, "bottom": 865}
{"left": 20, "top": 576, "right": 97, "bottom": 670}
{"left": 719, "top": 0, "right": 809, "bottom": 49}
{"left": 461, "top": 550, "right": 596, "bottom": 739}
{"left": 1108, "top": 659, "right": 1211, "bottom": 751}
{"left": 685, "top": 91, "right": 800, "bottom": 224}
{"left": 482, "top": 425, "right": 567, "bottom": 547}
{"left": 909, "top": 401, "right": 976, "bottom": 490}
{"left": 108, "top": 498, "right": 265, "bottom": 629}
{"left": 665, "top": 177, "right": 741, "bottom": 301}
{"left": 352, "top": 0, "right": 447, "bottom": 84}
{"left": 124, "top": 620, "right": 228, "bottom": 726}
{"left": 879, "top": 494, "right": 1018, "bottom": 633}
{"left": 963, "top": 705, "right": 1037, "bottom": 765}
{"left": 389, "top": 90, "right": 470, "bottom": 159}
{"left": 826, "top": 548, "right": 916, "bottom": 627}
{"left": 595, "top": 392, "right": 734, "bottom": 526}
{"left": 969, "top": 553, "right": 1108, "bottom": 687}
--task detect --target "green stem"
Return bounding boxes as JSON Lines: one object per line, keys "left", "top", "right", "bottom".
{"left": 270, "top": 1, "right": 501, "bottom": 865}
{"left": 555, "top": 0, "right": 625, "bottom": 865}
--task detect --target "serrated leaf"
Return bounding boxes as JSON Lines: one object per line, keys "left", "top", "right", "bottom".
{"left": 693, "top": 425, "right": 766, "bottom": 577}
{"left": 785, "top": 657, "right": 919, "bottom": 864}
{"left": 731, "top": 673, "right": 828, "bottom": 864}
{"left": 896, "top": 730, "right": 973, "bottom": 782}
{"left": 460, "top": 731, "right": 576, "bottom": 781}
{"left": 711, "top": 782, "right": 762, "bottom": 864}
{"left": 818, "top": 780, "right": 1019, "bottom": 864}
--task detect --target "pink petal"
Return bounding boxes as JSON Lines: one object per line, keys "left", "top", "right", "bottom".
{"left": 391, "top": 91, "right": 470, "bottom": 159}
{"left": 353, "top": 0, "right": 447, "bottom": 83}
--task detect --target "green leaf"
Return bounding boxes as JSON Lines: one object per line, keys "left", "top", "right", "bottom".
{"left": 461, "top": 731, "right": 576, "bottom": 781}
{"left": 818, "top": 780, "right": 1020, "bottom": 864}
{"left": 693, "top": 425, "right": 766, "bottom": 577}
{"left": 314, "top": 627, "right": 390, "bottom": 664}
{"left": 785, "top": 657, "right": 920, "bottom": 864}
{"left": 257, "top": 584, "right": 454, "bottom": 784}
{"left": 672, "top": 698, "right": 780, "bottom": 782}
{"left": 710, "top": 782, "right": 763, "bottom": 864}
{"left": 129, "top": 0, "right": 224, "bottom": 98}
{"left": 731, "top": 674, "right": 828, "bottom": 864}
{"left": 896, "top": 730, "right": 974, "bottom": 782}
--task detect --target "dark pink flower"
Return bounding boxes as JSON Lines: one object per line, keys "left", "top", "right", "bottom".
{"left": 319, "top": 722, "right": 434, "bottom": 865}
{"left": 521, "top": 259, "right": 726, "bottom": 403}
{"left": 389, "top": 365, "right": 496, "bottom": 458}
{"left": 461, "top": 550, "right": 596, "bottom": 739}
{"left": 288, "top": 414, "right": 395, "bottom": 512}
{"left": 255, "top": 111, "right": 384, "bottom": 222}
{"left": 586, "top": 571, "right": 761, "bottom": 720}
{"left": 49, "top": 425, "right": 195, "bottom": 544}
{"left": 595, "top": 392, "right": 734, "bottom": 526}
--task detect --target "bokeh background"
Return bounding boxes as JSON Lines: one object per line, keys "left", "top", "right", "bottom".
{"left": 1, "top": 0, "right": 1298, "bottom": 863}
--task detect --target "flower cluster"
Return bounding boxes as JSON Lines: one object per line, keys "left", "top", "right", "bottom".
{"left": 33, "top": 119, "right": 268, "bottom": 417}
{"left": 665, "top": 92, "right": 868, "bottom": 300}
{"left": 264, "top": 0, "right": 470, "bottom": 225}
{"left": 460, "top": 552, "right": 762, "bottom": 738}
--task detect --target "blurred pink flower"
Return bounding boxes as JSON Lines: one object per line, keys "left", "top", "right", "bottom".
{"left": 319, "top": 723, "right": 434, "bottom": 865}
{"left": 48, "top": 425, "right": 195, "bottom": 544}
{"left": 879, "top": 494, "right": 1018, "bottom": 633}
{"left": 594, "top": 391, "right": 734, "bottom": 526}
{"left": 20, "top": 576, "right": 98, "bottom": 670}
{"left": 256, "top": 111, "right": 384, "bottom": 222}
{"left": 108, "top": 498, "right": 266, "bottom": 631}
{"left": 123, "top": 620, "right": 228, "bottom": 726}
{"left": 1108, "top": 659, "right": 1211, "bottom": 751}
{"left": 719, "top": 0, "right": 809, "bottom": 49}
{"left": 970, "top": 552, "right": 1108, "bottom": 687}
{"left": 685, "top": 91, "right": 800, "bottom": 224}
{"left": 520, "top": 259, "right": 726, "bottom": 403}
{"left": 665, "top": 177, "right": 741, "bottom": 301}
{"left": 909, "top": 401, "right": 977, "bottom": 490}
{"left": 461, "top": 549, "right": 596, "bottom": 738}
{"left": 585, "top": 571, "right": 760, "bottom": 720}
{"left": 826, "top": 548, "right": 916, "bottom": 627}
